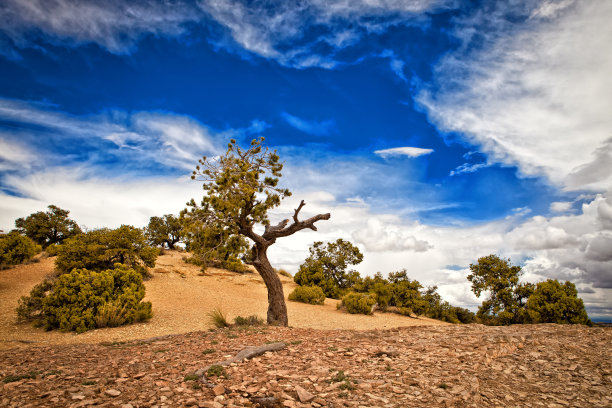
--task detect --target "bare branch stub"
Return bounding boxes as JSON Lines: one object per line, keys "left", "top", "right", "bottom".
{"left": 263, "top": 201, "right": 330, "bottom": 241}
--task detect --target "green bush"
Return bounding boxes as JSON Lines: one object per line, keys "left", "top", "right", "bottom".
{"left": 55, "top": 225, "right": 158, "bottom": 278}
{"left": 16, "top": 265, "right": 152, "bottom": 333}
{"left": 0, "top": 232, "right": 41, "bottom": 267}
{"left": 233, "top": 315, "right": 264, "bottom": 326}
{"left": 288, "top": 285, "right": 326, "bottom": 305}
{"left": 341, "top": 292, "right": 377, "bottom": 315}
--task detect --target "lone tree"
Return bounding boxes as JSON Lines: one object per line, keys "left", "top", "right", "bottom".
{"left": 294, "top": 239, "right": 363, "bottom": 299}
{"left": 15, "top": 205, "right": 81, "bottom": 248}
{"left": 467, "top": 254, "right": 534, "bottom": 325}
{"left": 189, "top": 138, "right": 330, "bottom": 326}
{"left": 146, "top": 214, "right": 183, "bottom": 249}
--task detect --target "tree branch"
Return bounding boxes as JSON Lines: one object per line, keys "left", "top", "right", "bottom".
{"left": 262, "top": 201, "right": 330, "bottom": 241}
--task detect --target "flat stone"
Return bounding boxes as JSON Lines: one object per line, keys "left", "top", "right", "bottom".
{"left": 295, "top": 385, "right": 315, "bottom": 403}
{"left": 105, "top": 389, "right": 121, "bottom": 397}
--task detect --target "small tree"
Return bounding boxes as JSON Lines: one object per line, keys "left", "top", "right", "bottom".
{"left": 55, "top": 225, "right": 158, "bottom": 278}
{"left": 190, "top": 138, "right": 330, "bottom": 325}
{"left": 294, "top": 239, "right": 363, "bottom": 299}
{"left": 15, "top": 205, "right": 81, "bottom": 248}
{"left": 146, "top": 214, "right": 183, "bottom": 249}
{"left": 526, "top": 279, "right": 590, "bottom": 325}
{"left": 467, "top": 254, "right": 534, "bottom": 325}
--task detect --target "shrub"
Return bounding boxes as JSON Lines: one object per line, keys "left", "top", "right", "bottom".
{"left": 16, "top": 265, "right": 152, "bottom": 333}
{"left": 208, "top": 307, "right": 229, "bottom": 328}
{"left": 288, "top": 285, "right": 326, "bottom": 305}
{"left": 233, "top": 315, "right": 264, "bottom": 326}
{"left": 341, "top": 292, "right": 377, "bottom": 315}
{"left": 0, "top": 232, "right": 40, "bottom": 267}
{"left": 55, "top": 225, "right": 158, "bottom": 278}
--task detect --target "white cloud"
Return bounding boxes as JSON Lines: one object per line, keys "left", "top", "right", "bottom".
{"left": 0, "top": 136, "right": 37, "bottom": 171}
{"left": 550, "top": 201, "right": 573, "bottom": 213}
{"left": 0, "top": 0, "right": 201, "bottom": 56}
{"left": 1, "top": 168, "right": 202, "bottom": 230}
{"left": 449, "top": 162, "right": 489, "bottom": 176}
{"left": 416, "top": 0, "right": 612, "bottom": 190}
{"left": 281, "top": 112, "right": 335, "bottom": 136}
{"left": 198, "top": 0, "right": 454, "bottom": 68}
{"left": 374, "top": 146, "right": 434, "bottom": 158}
{"left": 352, "top": 217, "right": 432, "bottom": 252}
{"left": 0, "top": 98, "right": 249, "bottom": 171}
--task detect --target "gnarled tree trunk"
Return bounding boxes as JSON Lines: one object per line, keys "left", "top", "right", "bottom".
{"left": 253, "top": 244, "right": 288, "bottom": 326}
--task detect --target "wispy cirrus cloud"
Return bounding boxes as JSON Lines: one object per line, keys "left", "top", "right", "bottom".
{"left": 0, "top": 0, "right": 202, "bottom": 57}
{"left": 0, "top": 98, "right": 267, "bottom": 172}
{"left": 197, "top": 0, "right": 455, "bottom": 68}
{"left": 374, "top": 146, "right": 433, "bottom": 158}
{"left": 281, "top": 112, "right": 335, "bottom": 136}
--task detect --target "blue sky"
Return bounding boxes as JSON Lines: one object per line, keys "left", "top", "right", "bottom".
{"left": 1, "top": 0, "right": 611, "bottom": 319}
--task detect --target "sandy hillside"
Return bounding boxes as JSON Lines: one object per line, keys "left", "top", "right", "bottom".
{"left": 0, "top": 250, "right": 446, "bottom": 348}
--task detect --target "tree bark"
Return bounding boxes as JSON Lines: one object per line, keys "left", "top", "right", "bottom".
{"left": 253, "top": 243, "right": 288, "bottom": 326}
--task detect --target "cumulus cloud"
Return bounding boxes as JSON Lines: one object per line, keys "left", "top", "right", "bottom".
{"left": 281, "top": 112, "right": 335, "bottom": 136}
{"left": 374, "top": 146, "right": 434, "bottom": 158}
{"left": 352, "top": 217, "right": 432, "bottom": 252}
{"left": 0, "top": 0, "right": 201, "bottom": 56}
{"left": 416, "top": 0, "right": 612, "bottom": 189}
{"left": 550, "top": 201, "right": 573, "bottom": 213}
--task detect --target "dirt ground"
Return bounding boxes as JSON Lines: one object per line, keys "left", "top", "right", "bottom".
{"left": 0, "top": 251, "right": 446, "bottom": 348}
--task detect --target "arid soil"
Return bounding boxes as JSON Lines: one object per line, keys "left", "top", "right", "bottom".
{"left": 1, "top": 252, "right": 610, "bottom": 407}
{"left": 0, "top": 251, "right": 444, "bottom": 348}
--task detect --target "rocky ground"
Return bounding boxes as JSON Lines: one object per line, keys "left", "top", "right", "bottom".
{"left": 1, "top": 323, "right": 610, "bottom": 408}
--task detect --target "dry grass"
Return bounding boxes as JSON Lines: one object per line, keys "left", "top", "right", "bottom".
{"left": 0, "top": 250, "right": 448, "bottom": 348}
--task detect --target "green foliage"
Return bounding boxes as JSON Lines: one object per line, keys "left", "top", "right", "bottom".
{"left": 16, "top": 265, "right": 152, "bottom": 333}
{"left": 146, "top": 214, "right": 183, "bottom": 249}
{"left": 526, "top": 279, "right": 590, "bottom": 324}
{"left": 207, "top": 307, "right": 229, "bottom": 328}
{"left": 468, "top": 254, "right": 590, "bottom": 325}
{"left": 179, "top": 206, "right": 250, "bottom": 272}
{"left": 206, "top": 365, "right": 227, "bottom": 378}
{"left": 467, "top": 255, "right": 533, "bottom": 325}
{"left": 294, "top": 239, "right": 363, "bottom": 299}
{"left": 288, "top": 285, "right": 326, "bottom": 305}
{"left": 0, "top": 232, "right": 40, "bottom": 267}
{"left": 15, "top": 205, "right": 81, "bottom": 248}
{"left": 233, "top": 315, "right": 264, "bottom": 326}
{"left": 55, "top": 225, "right": 158, "bottom": 278}
{"left": 341, "top": 292, "right": 377, "bottom": 315}
{"left": 183, "top": 374, "right": 200, "bottom": 381}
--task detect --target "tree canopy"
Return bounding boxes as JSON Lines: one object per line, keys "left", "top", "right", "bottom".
{"left": 294, "top": 239, "right": 363, "bottom": 299}
{"left": 146, "top": 214, "right": 183, "bottom": 249}
{"left": 526, "top": 279, "right": 590, "bottom": 325}
{"left": 15, "top": 205, "right": 81, "bottom": 248}
{"left": 189, "top": 138, "right": 330, "bottom": 325}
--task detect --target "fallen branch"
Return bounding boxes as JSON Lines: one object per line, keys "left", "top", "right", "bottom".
{"left": 195, "top": 342, "right": 286, "bottom": 377}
